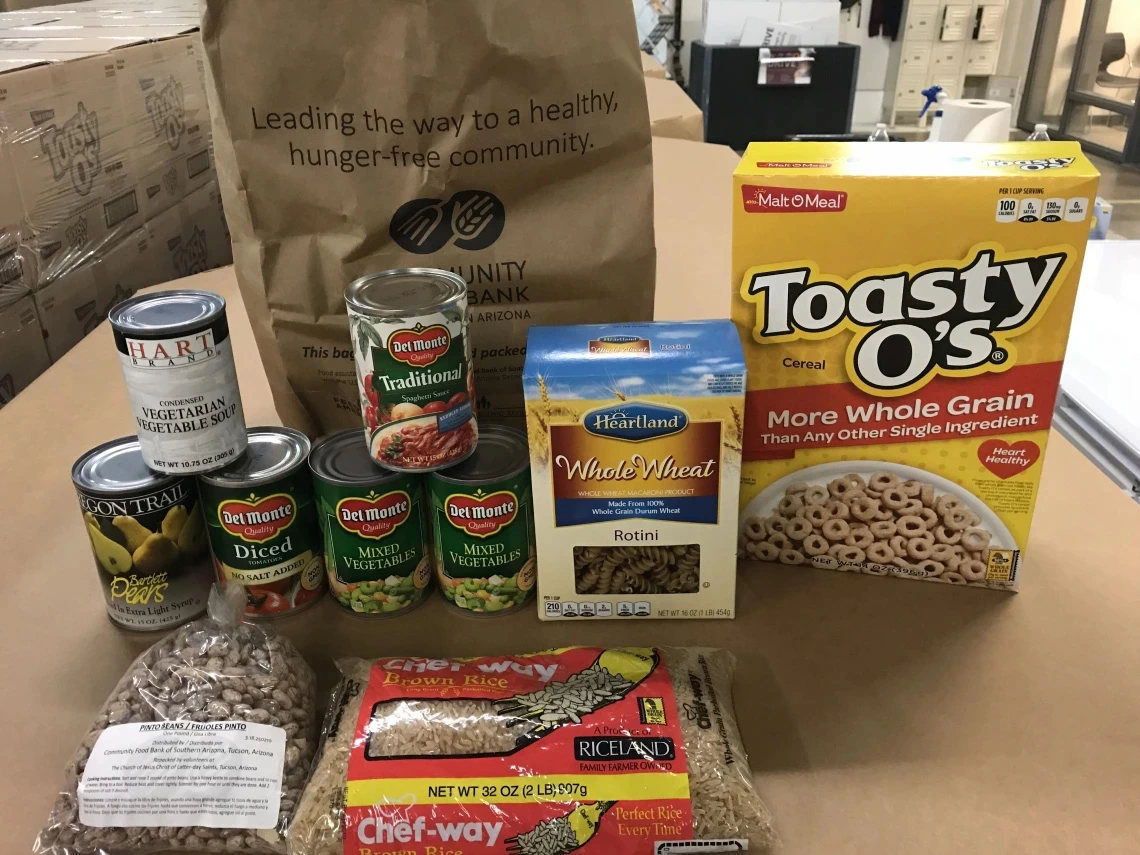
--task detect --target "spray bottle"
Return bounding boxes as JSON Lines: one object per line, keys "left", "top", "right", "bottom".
{"left": 920, "top": 85, "right": 946, "bottom": 142}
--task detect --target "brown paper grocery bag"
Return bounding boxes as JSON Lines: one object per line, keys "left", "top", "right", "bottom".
{"left": 200, "top": 0, "right": 657, "bottom": 434}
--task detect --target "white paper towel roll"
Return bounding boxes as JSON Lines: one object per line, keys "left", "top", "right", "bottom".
{"left": 937, "top": 99, "right": 1012, "bottom": 143}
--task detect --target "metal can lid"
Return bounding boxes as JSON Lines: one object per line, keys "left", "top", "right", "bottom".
{"left": 430, "top": 425, "right": 529, "bottom": 486}
{"left": 309, "top": 428, "right": 404, "bottom": 487}
{"left": 199, "top": 427, "right": 311, "bottom": 489}
{"left": 109, "top": 289, "right": 226, "bottom": 336}
{"left": 72, "top": 437, "right": 181, "bottom": 495}
{"left": 345, "top": 268, "right": 467, "bottom": 318}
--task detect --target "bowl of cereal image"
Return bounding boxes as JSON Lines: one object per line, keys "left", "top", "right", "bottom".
{"left": 738, "top": 461, "right": 1015, "bottom": 586}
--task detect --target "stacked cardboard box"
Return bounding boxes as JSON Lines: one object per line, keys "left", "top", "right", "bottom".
{"left": 0, "top": 0, "right": 231, "bottom": 408}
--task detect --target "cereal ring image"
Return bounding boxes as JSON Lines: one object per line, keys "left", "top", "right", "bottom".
{"left": 778, "top": 495, "right": 804, "bottom": 517}
{"left": 943, "top": 571, "right": 968, "bottom": 585}
{"left": 756, "top": 542, "right": 780, "bottom": 561}
{"left": 874, "top": 506, "right": 894, "bottom": 522}
{"left": 899, "top": 498, "right": 924, "bottom": 515}
{"left": 802, "top": 534, "right": 830, "bottom": 556}
{"left": 830, "top": 544, "right": 865, "bottom": 563}
{"left": 959, "top": 559, "right": 987, "bottom": 581}
{"left": 845, "top": 527, "right": 874, "bottom": 549}
{"left": 896, "top": 515, "right": 927, "bottom": 536}
{"left": 869, "top": 520, "right": 897, "bottom": 539}
{"left": 743, "top": 540, "right": 762, "bottom": 559}
{"left": 916, "top": 507, "right": 939, "bottom": 528}
{"left": 802, "top": 504, "right": 832, "bottom": 527}
{"left": 849, "top": 496, "right": 880, "bottom": 522}
{"left": 779, "top": 548, "right": 806, "bottom": 565}
{"left": 743, "top": 517, "right": 767, "bottom": 542}
{"left": 935, "top": 494, "right": 963, "bottom": 516}
{"left": 920, "top": 484, "right": 936, "bottom": 508}
{"left": 786, "top": 482, "right": 810, "bottom": 495}
{"left": 825, "top": 499, "right": 851, "bottom": 520}
{"left": 828, "top": 476, "right": 860, "bottom": 498}
{"left": 803, "top": 485, "right": 829, "bottom": 505}
{"left": 889, "top": 534, "right": 908, "bottom": 557}
{"left": 784, "top": 517, "right": 813, "bottom": 541}
{"left": 767, "top": 532, "right": 790, "bottom": 550}
{"left": 899, "top": 479, "right": 922, "bottom": 497}
{"left": 866, "top": 541, "right": 894, "bottom": 563}
{"left": 916, "top": 559, "right": 944, "bottom": 577}
{"left": 812, "top": 554, "right": 840, "bottom": 571}
{"left": 962, "top": 509, "right": 982, "bottom": 528}
{"left": 846, "top": 474, "right": 867, "bottom": 491}
{"left": 943, "top": 506, "right": 973, "bottom": 531}
{"left": 934, "top": 525, "right": 961, "bottom": 545}
{"left": 930, "top": 544, "right": 957, "bottom": 563}
{"left": 767, "top": 517, "right": 787, "bottom": 535}
{"left": 880, "top": 487, "right": 908, "bottom": 510}
{"left": 868, "top": 472, "right": 900, "bottom": 492}
{"left": 906, "top": 538, "right": 933, "bottom": 560}
{"left": 822, "top": 518, "right": 851, "bottom": 541}
{"left": 864, "top": 488, "right": 882, "bottom": 499}
{"left": 961, "top": 528, "right": 991, "bottom": 553}
{"left": 912, "top": 530, "right": 935, "bottom": 545}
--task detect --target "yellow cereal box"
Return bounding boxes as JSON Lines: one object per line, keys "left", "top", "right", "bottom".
{"left": 523, "top": 321, "right": 745, "bottom": 619}
{"left": 732, "top": 141, "right": 1099, "bottom": 590}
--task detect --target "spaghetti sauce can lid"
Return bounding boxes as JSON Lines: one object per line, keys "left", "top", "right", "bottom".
{"left": 199, "top": 427, "right": 311, "bottom": 489}
{"left": 309, "top": 429, "right": 405, "bottom": 486}
{"left": 72, "top": 436, "right": 182, "bottom": 495}
{"left": 108, "top": 290, "right": 228, "bottom": 339}
{"left": 345, "top": 268, "right": 467, "bottom": 318}
{"left": 430, "top": 425, "right": 529, "bottom": 487}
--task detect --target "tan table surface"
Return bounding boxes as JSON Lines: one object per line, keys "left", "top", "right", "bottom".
{"left": 3, "top": 138, "right": 1140, "bottom": 855}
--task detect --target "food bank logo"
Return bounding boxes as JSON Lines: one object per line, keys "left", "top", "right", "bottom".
{"left": 336, "top": 491, "right": 411, "bottom": 539}
{"left": 741, "top": 243, "right": 1074, "bottom": 396}
{"left": 741, "top": 184, "right": 846, "bottom": 213}
{"left": 146, "top": 76, "right": 186, "bottom": 150}
{"left": 40, "top": 102, "right": 102, "bottom": 196}
{"left": 219, "top": 494, "right": 295, "bottom": 542}
{"left": 445, "top": 490, "right": 517, "bottom": 537}
{"left": 588, "top": 335, "right": 650, "bottom": 355}
{"left": 584, "top": 402, "right": 688, "bottom": 442}
{"left": 388, "top": 324, "right": 450, "bottom": 367}
{"left": 390, "top": 190, "right": 505, "bottom": 254}
{"left": 984, "top": 157, "right": 1074, "bottom": 172}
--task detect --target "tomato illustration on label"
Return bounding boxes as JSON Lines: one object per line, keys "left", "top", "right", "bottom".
{"left": 387, "top": 324, "right": 451, "bottom": 368}
{"left": 445, "top": 490, "right": 518, "bottom": 537}
{"left": 217, "top": 494, "right": 296, "bottom": 543}
{"left": 336, "top": 491, "right": 412, "bottom": 539}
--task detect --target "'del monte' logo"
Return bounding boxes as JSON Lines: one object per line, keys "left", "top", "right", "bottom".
{"left": 388, "top": 324, "right": 451, "bottom": 367}
{"left": 336, "top": 491, "right": 411, "bottom": 540}
{"left": 219, "top": 494, "right": 295, "bottom": 543}
{"left": 584, "top": 402, "right": 688, "bottom": 442}
{"left": 445, "top": 490, "right": 517, "bottom": 538}
{"left": 588, "top": 335, "right": 651, "bottom": 355}
{"left": 740, "top": 242, "right": 1075, "bottom": 397}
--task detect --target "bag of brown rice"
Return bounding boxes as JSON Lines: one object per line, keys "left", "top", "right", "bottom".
{"left": 290, "top": 647, "right": 776, "bottom": 854}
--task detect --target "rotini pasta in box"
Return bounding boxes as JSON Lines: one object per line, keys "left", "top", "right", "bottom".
{"left": 732, "top": 141, "right": 1100, "bottom": 589}
{"left": 523, "top": 321, "right": 745, "bottom": 619}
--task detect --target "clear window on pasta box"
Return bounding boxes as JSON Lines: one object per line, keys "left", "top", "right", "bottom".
{"left": 523, "top": 321, "right": 746, "bottom": 620}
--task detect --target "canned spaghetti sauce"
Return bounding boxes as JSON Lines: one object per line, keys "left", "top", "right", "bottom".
{"left": 109, "top": 290, "right": 246, "bottom": 474}
{"left": 429, "top": 425, "right": 536, "bottom": 615}
{"left": 198, "top": 427, "right": 326, "bottom": 618}
{"left": 346, "top": 268, "right": 477, "bottom": 473}
{"left": 309, "top": 429, "right": 432, "bottom": 617}
{"left": 72, "top": 438, "right": 213, "bottom": 631}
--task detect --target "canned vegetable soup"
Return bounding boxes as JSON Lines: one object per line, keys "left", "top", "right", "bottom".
{"left": 346, "top": 268, "right": 477, "bottom": 473}
{"left": 198, "top": 427, "right": 326, "bottom": 618}
{"left": 108, "top": 290, "right": 246, "bottom": 474}
{"left": 429, "top": 425, "right": 535, "bottom": 615}
{"left": 72, "top": 438, "right": 213, "bottom": 631}
{"left": 309, "top": 429, "right": 433, "bottom": 617}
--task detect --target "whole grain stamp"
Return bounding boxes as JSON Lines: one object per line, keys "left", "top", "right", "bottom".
{"left": 732, "top": 141, "right": 1099, "bottom": 589}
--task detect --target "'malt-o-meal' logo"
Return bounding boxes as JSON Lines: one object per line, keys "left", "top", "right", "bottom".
{"left": 219, "top": 494, "right": 295, "bottom": 543}
{"left": 124, "top": 330, "right": 217, "bottom": 368}
{"left": 445, "top": 490, "right": 517, "bottom": 537}
{"left": 336, "top": 491, "right": 411, "bottom": 539}
{"left": 585, "top": 402, "right": 688, "bottom": 442}
{"left": 741, "top": 243, "right": 1073, "bottom": 396}
{"left": 388, "top": 324, "right": 451, "bottom": 367}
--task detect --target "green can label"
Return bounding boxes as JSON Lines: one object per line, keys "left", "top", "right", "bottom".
{"left": 315, "top": 474, "right": 432, "bottom": 616}
{"left": 429, "top": 472, "right": 536, "bottom": 614}
{"left": 350, "top": 304, "right": 478, "bottom": 470}
{"left": 199, "top": 474, "right": 326, "bottom": 618}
